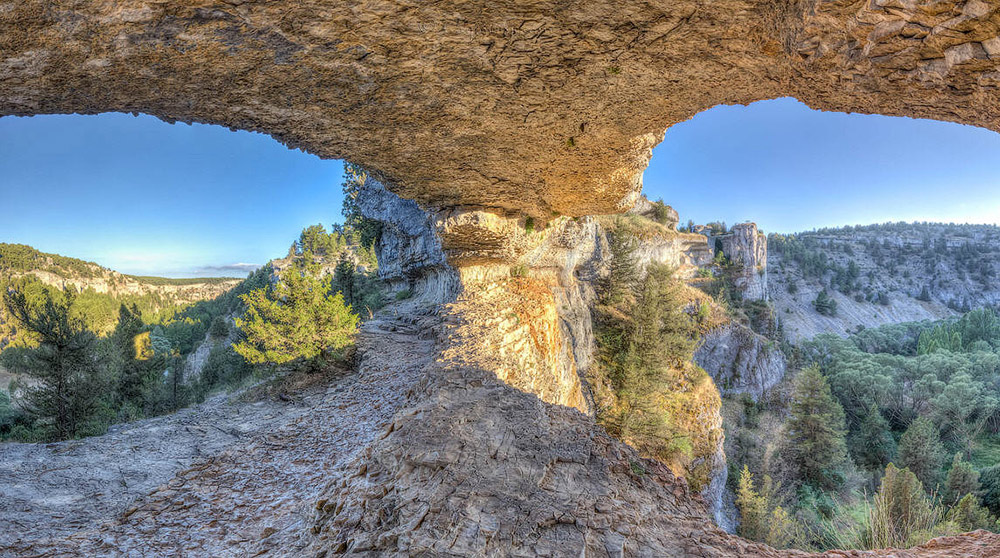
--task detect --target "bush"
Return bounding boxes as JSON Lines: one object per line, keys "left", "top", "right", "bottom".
{"left": 946, "top": 494, "right": 996, "bottom": 531}
{"left": 209, "top": 316, "right": 230, "bottom": 338}
{"left": 651, "top": 200, "right": 673, "bottom": 226}
{"left": 197, "top": 345, "right": 255, "bottom": 395}
{"left": 813, "top": 289, "right": 838, "bottom": 316}
{"left": 234, "top": 268, "right": 359, "bottom": 369}
{"left": 395, "top": 288, "right": 414, "bottom": 301}
{"left": 862, "top": 464, "right": 942, "bottom": 549}
{"left": 981, "top": 464, "right": 1000, "bottom": 516}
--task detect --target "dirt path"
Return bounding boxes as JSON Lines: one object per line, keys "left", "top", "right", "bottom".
{"left": 1, "top": 302, "right": 440, "bottom": 557}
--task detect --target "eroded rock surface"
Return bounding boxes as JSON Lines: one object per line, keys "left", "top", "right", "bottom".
{"left": 2, "top": 303, "right": 439, "bottom": 557}
{"left": 4, "top": 1, "right": 1000, "bottom": 217}
{"left": 696, "top": 323, "right": 787, "bottom": 400}
{"left": 0, "top": 389, "right": 308, "bottom": 548}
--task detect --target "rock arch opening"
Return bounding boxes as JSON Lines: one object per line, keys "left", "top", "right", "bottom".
{"left": 3, "top": 1, "right": 1000, "bottom": 556}
{"left": 3, "top": 0, "right": 1000, "bottom": 218}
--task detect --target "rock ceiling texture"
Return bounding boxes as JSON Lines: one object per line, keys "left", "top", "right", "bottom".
{"left": 2, "top": 0, "right": 1000, "bottom": 217}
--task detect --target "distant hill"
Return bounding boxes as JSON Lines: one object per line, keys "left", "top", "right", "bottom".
{"left": 0, "top": 243, "right": 243, "bottom": 348}
{"left": 768, "top": 222, "right": 1000, "bottom": 340}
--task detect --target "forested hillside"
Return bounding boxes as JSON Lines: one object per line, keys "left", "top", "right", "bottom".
{"left": 725, "top": 308, "right": 1000, "bottom": 550}
{"left": 769, "top": 223, "right": 1000, "bottom": 340}
{"left": 0, "top": 243, "right": 241, "bottom": 350}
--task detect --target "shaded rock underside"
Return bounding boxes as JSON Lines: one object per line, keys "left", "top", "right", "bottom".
{"left": 2, "top": 0, "right": 1000, "bottom": 218}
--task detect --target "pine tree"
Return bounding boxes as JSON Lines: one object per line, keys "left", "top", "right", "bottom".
{"left": 850, "top": 404, "right": 896, "bottom": 471}
{"left": 864, "top": 464, "right": 937, "bottom": 549}
{"left": 898, "top": 417, "right": 945, "bottom": 491}
{"left": 813, "top": 289, "right": 838, "bottom": 316}
{"left": 333, "top": 253, "right": 357, "bottom": 308}
{"left": 2, "top": 286, "right": 104, "bottom": 440}
{"left": 917, "top": 285, "right": 932, "bottom": 302}
{"left": 944, "top": 453, "right": 980, "bottom": 506}
{"left": 736, "top": 465, "right": 768, "bottom": 542}
{"left": 341, "top": 162, "right": 381, "bottom": 249}
{"left": 946, "top": 494, "right": 996, "bottom": 532}
{"left": 111, "top": 303, "right": 150, "bottom": 409}
{"left": 785, "top": 365, "right": 848, "bottom": 490}
{"left": 234, "top": 268, "right": 359, "bottom": 369}
{"left": 600, "top": 226, "right": 638, "bottom": 306}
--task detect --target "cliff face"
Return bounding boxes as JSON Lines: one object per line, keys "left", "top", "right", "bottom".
{"left": 358, "top": 181, "right": 728, "bottom": 519}
{"left": 7, "top": 182, "right": 998, "bottom": 556}
{"left": 695, "top": 324, "right": 786, "bottom": 401}
{"left": 5, "top": 269, "right": 240, "bottom": 307}
{"left": 716, "top": 223, "right": 768, "bottom": 302}
{"left": 0, "top": 252, "right": 241, "bottom": 351}
{"left": 767, "top": 224, "right": 1000, "bottom": 340}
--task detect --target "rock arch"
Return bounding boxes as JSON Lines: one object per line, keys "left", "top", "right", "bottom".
{"left": 4, "top": 2, "right": 1000, "bottom": 556}
{"left": 3, "top": 0, "right": 999, "bottom": 218}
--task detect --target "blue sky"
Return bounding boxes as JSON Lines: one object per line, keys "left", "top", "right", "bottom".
{"left": 644, "top": 98, "right": 1000, "bottom": 234}
{"left": 0, "top": 113, "right": 344, "bottom": 277}
{"left": 1, "top": 98, "right": 999, "bottom": 276}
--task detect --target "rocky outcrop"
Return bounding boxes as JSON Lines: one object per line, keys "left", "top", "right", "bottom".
{"left": 696, "top": 323, "right": 786, "bottom": 400}
{"left": 768, "top": 223, "right": 1000, "bottom": 341}
{"left": 717, "top": 223, "right": 768, "bottom": 302}
{"left": 359, "top": 179, "right": 725, "bottom": 504}
{"left": 4, "top": 1, "right": 1000, "bottom": 219}
{"left": 628, "top": 196, "right": 679, "bottom": 230}
{"left": 4, "top": 182, "right": 998, "bottom": 556}
{"left": 358, "top": 178, "right": 460, "bottom": 302}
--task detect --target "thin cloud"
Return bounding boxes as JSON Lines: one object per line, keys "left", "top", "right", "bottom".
{"left": 193, "top": 263, "right": 261, "bottom": 277}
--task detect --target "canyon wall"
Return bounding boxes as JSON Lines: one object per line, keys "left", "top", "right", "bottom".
{"left": 695, "top": 324, "right": 786, "bottom": 401}
{"left": 359, "top": 182, "right": 734, "bottom": 525}
{"left": 769, "top": 224, "right": 1000, "bottom": 341}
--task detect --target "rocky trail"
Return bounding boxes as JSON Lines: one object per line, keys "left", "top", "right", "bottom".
{"left": 2, "top": 296, "right": 998, "bottom": 557}
{"left": 0, "top": 302, "right": 440, "bottom": 558}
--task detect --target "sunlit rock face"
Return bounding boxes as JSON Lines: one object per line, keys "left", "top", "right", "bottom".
{"left": 3, "top": 1, "right": 1000, "bottom": 218}
{"left": 718, "top": 223, "right": 769, "bottom": 302}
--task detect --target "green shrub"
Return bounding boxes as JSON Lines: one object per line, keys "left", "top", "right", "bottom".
{"left": 395, "top": 288, "right": 413, "bottom": 301}
{"left": 234, "top": 268, "right": 359, "bottom": 369}
{"left": 651, "top": 200, "right": 673, "bottom": 226}
{"left": 209, "top": 316, "right": 229, "bottom": 338}
{"left": 862, "top": 464, "right": 942, "bottom": 549}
